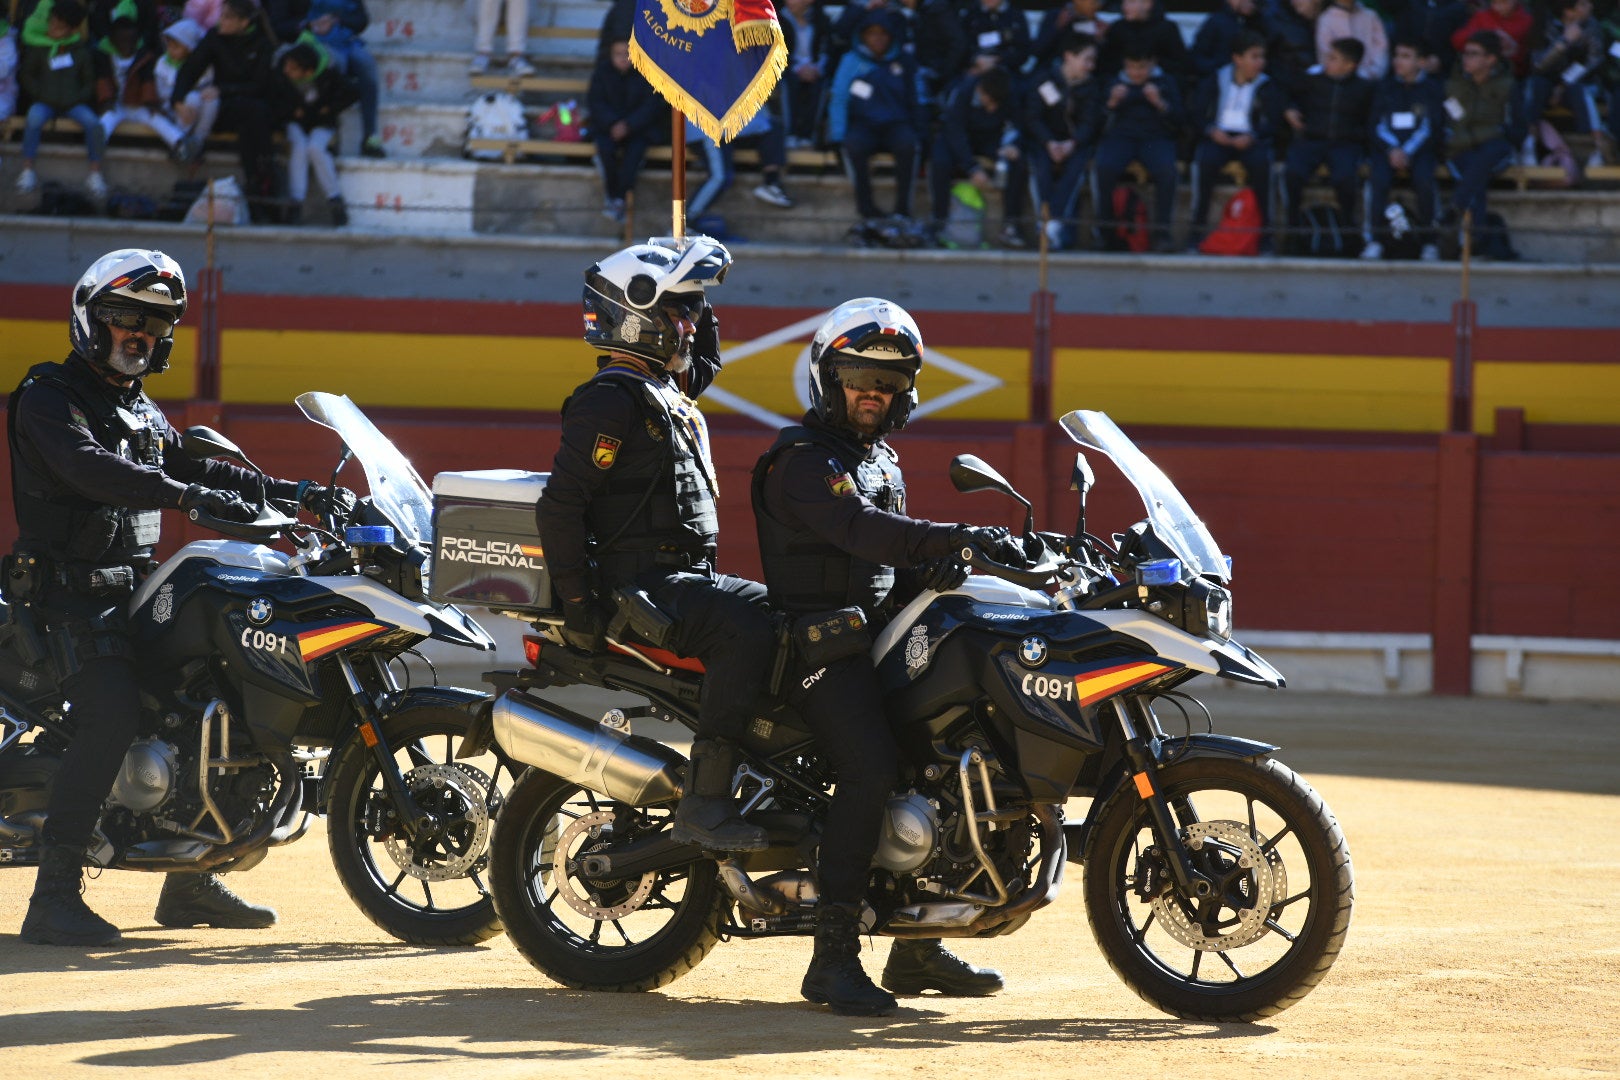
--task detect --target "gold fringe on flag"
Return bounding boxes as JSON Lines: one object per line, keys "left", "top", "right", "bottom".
{"left": 630, "top": 17, "right": 787, "bottom": 143}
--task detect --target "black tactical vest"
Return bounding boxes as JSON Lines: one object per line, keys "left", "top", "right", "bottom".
{"left": 579, "top": 367, "right": 719, "bottom": 578}
{"left": 8, "top": 358, "right": 165, "bottom": 565}
{"left": 752, "top": 424, "right": 903, "bottom": 615}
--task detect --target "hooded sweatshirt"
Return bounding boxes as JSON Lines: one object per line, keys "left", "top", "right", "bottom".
{"left": 827, "top": 10, "right": 922, "bottom": 143}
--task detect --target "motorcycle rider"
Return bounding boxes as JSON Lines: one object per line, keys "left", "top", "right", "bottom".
{"left": 537, "top": 236, "right": 774, "bottom": 853}
{"left": 752, "top": 297, "right": 1027, "bottom": 1016}
{"left": 9, "top": 248, "right": 355, "bottom": 946}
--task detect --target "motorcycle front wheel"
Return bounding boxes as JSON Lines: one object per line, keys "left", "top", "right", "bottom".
{"left": 1083, "top": 755, "right": 1354, "bottom": 1021}
{"left": 326, "top": 704, "right": 514, "bottom": 945}
{"left": 489, "top": 770, "right": 724, "bottom": 991}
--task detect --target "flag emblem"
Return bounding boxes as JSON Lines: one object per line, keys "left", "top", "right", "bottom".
{"left": 825, "top": 472, "right": 855, "bottom": 497}
{"left": 594, "top": 434, "right": 623, "bottom": 469}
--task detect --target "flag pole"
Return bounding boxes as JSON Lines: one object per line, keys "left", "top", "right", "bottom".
{"left": 672, "top": 109, "right": 686, "bottom": 240}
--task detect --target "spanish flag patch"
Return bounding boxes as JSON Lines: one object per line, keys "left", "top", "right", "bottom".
{"left": 593, "top": 434, "right": 622, "bottom": 469}
{"left": 825, "top": 472, "right": 856, "bottom": 497}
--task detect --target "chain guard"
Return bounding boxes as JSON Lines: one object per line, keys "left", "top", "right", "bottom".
{"left": 1149, "top": 820, "right": 1287, "bottom": 952}
{"left": 380, "top": 761, "right": 493, "bottom": 882}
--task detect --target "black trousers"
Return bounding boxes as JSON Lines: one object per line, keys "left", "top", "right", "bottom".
{"left": 787, "top": 652, "right": 899, "bottom": 907}
{"left": 37, "top": 587, "right": 139, "bottom": 850}
{"left": 646, "top": 571, "right": 773, "bottom": 742}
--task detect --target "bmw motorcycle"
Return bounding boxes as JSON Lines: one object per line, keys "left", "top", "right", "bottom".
{"left": 476, "top": 410, "right": 1354, "bottom": 1021}
{"left": 0, "top": 392, "right": 514, "bottom": 945}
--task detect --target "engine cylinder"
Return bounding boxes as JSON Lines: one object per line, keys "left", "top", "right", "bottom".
{"left": 491, "top": 691, "right": 686, "bottom": 805}
{"left": 873, "top": 792, "right": 937, "bottom": 872}
{"left": 110, "top": 738, "right": 177, "bottom": 813}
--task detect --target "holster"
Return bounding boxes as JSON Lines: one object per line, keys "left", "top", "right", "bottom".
{"left": 608, "top": 585, "right": 677, "bottom": 649}
{"left": 2, "top": 553, "right": 44, "bottom": 605}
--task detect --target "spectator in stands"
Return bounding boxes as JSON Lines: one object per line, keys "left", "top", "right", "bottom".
{"left": 1283, "top": 36, "right": 1373, "bottom": 245}
{"left": 1389, "top": 0, "right": 1466, "bottom": 75}
{"left": 184, "top": 0, "right": 223, "bottom": 28}
{"left": 96, "top": 13, "right": 185, "bottom": 153}
{"left": 1026, "top": 32, "right": 1102, "bottom": 248}
{"left": 1034, "top": 0, "right": 1106, "bottom": 70}
{"left": 1601, "top": 5, "right": 1620, "bottom": 164}
{"left": 1446, "top": 30, "right": 1521, "bottom": 256}
{"left": 930, "top": 65, "right": 1028, "bottom": 247}
{"left": 829, "top": 10, "right": 922, "bottom": 231}
{"left": 1192, "top": 0, "right": 1267, "bottom": 81}
{"left": 153, "top": 18, "right": 215, "bottom": 161}
{"left": 595, "top": 0, "right": 633, "bottom": 61}
{"left": 589, "top": 37, "right": 663, "bottom": 222}
{"left": 1315, "top": 0, "right": 1388, "bottom": 78}
{"left": 780, "top": 0, "right": 830, "bottom": 147}
{"left": 1450, "top": 0, "right": 1531, "bottom": 77}
{"left": 1102, "top": 0, "right": 1191, "bottom": 87}
{"left": 90, "top": 0, "right": 159, "bottom": 53}
{"left": 469, "top": 0, "right": 532, "bottom": 78}
{"left": 276, "top": 40, "right": 354, "bottom": 224}
{"left": 1363, "top": 37, "right": 1443, "bottom": 259}
{"left": 1092, "top": 44, "right": 1183, "bottom": 252}
{"left": 684, "top": 109, "right": 796, "bottom": 223}
{"left": 1522, "top": 0, "right": 1608, "bottom": 167}
{"left": 1, "top": 10, "right": 20, "bottom": 131}
{"left": 172, "top": 0, "right": 278, "bottom": 222}
{"left": 898, "top": 0, "right": 965, "bottom": 125}
{"left": 1264, "top": 0, "right": 1321, "bottom": 95}
{"left": 959, "top": 0, "right": 1029, "bottom": 77}
{"left": 1188, "top": 29, "right": 1285, "bottom": 249}
{"left": 15, "top": 0, "right": 106, "bottom": 199}
{"left": 268, "top": 0, "right": 384, "bottom": 157}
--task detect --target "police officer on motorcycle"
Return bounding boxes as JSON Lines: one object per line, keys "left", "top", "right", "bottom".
{"left": 752, "top": 297, "right": 1025, "bottom": 1015}
{"left": 9, "top": 248, "right": 353, "bottom": 946}
{"left": 537, "top": 237, "right": 774, "bottom": 853}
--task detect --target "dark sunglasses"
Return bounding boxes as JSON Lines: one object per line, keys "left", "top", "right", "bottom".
{"left": 836, "top": 364, "right": 913, "bottom": 394}
{"left": 100, "top": 309, "right": 176, "bottom": 337}
{"left": 660, "top": 294, "right": 705, "bottom": 320}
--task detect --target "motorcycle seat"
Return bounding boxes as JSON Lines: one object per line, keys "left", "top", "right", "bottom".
{"left": 614, "top": 642, "right": 705, "bottom": 675}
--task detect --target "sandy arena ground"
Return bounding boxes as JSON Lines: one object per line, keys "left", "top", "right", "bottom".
{"left": 2, "top": 690, "right": 1617, "bottom": 1078}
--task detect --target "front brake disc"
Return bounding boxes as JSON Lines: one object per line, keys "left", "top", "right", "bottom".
{"left": 1149, "top": 820, "right": 1286, "bottom": 952}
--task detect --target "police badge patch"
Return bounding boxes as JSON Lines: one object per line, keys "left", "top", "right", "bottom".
{"left": 153, "top": 583, "right": 174, "bottom": 624}
{"left": 825, "top": 472, "right": 856, "bottom": 497}
{"left": 593, "top": 434, "right": 622, "bottom": 469}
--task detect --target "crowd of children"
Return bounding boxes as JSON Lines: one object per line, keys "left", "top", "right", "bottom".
{"left": 2, "top": 0, "right": 382, "bottom": 224}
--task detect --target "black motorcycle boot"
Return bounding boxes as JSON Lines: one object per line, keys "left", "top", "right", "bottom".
{"left": 670, "top": 739, "right": 767, "bottom": 852}
{"left": 881, "top": 937, "right": 1005, "bottom": 996}
{"left": 19, "top": 845, "right": 123, "bottom": 947}
{"left": 801, "top": 903, "right": 898, "bottom": 1016}
{"left": 154, "top": 872, "right": 277, "bottom": 929}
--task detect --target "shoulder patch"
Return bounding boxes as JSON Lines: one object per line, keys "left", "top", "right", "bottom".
{"left": 68, "top": 404, "right": 88, "bottom": 430}
{"left": 593, "top": 433, "right": 622, "bottom": 469}
{"left": 826, "top": 471, "right": 856, "bottom": 497}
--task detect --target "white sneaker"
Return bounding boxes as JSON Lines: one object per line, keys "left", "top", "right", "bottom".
{"left": 1044, "top": 219, "right": 1064, "bottom": 246}
{"left": 506, "top": 55, "right": 535, "bottom": 77}
{"left": 1521, "top": 136, "right": 1538, "bottom": 167}
{"left": 86, "top": 171, "right": 108, "bottom": 200}
{"left": 1586, "top": 150, "right": 1607, "bottom": 170}
{"left": 751, "top": 182, "right": 794, "bottom": 208}
{"left": 1420, "top": 243, "right": 1440, "bottom": 261}
{"left": 468, "top": 53, "right": 491, "bottom": 74}
{"left": 1359, "top": 240, "right": 1383, "bottom": 260}
{"left": 15, "top": 167, "right": 38, "bottom": 194}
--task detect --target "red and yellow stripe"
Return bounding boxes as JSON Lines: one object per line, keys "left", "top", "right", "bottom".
{"left": 297, "top": 620, "right": 390, "bottom": 662}
{"left": 1074, "top": 661, "right": 1174, "bottom": 708}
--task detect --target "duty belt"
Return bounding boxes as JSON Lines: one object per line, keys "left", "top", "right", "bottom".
{"left": 52, "top": 563, "right": 137, "bottom": 596}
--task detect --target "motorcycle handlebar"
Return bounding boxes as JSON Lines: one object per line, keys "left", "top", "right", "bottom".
{"left": 957, "top": 544, "right": 1063, "bottom": 590}
{"left": 187, "top": 505, "right": 299, "bottom": 544}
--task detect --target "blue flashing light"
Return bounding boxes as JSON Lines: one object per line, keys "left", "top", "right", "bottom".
{"left": 1225, "top": 555, "right": 1234, "bottom": 575}
{"left": 1138, "top": 558, "right": 1182, "bottom": 587}
{"left": 345, "top": 525, "right": 396, "bottom": 546}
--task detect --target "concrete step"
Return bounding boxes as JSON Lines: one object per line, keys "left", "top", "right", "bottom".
{"left": 369, "top": 0, "right": 603, "bottom": 57}
{"left": 370, "top": 44, "right": 595, "bottom": 108}
{"left": 376, "top": 102, "right": 472, "bottom": 159}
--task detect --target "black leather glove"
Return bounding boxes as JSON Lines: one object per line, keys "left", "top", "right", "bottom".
{"left": 916, "top": 556, "right": 969, "bottom": 592}
{"left": 561, "top": 595, "right": 611, "bottom": 653}
{"left": 693, "top": 302, "right": 720, "bottom": 361}
{"left": 179, "top": 484, "right": 256, "bottom": 523}
{"left": 298, "top": 481, "right": 358, "bottom": 522}
{"left": 948, "top": 525, "right": 1025, "bottom": 566}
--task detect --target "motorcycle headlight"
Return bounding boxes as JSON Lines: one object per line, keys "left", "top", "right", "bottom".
{"left": 1192, "top": 582, "right": 1232, "bottom": 641}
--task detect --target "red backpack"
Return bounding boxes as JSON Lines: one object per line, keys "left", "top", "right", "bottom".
{"left": 1199, "top": 187, "right": 1263, "bottom": 257}
{"left": 1107, "top": 184, "right": 1151, "bottom": 253}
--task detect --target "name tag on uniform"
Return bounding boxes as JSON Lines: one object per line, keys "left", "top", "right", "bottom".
{"left": 850, "top": 79, "right": 873, "bottom": 100}
{"left": 1391, "top": 111, "right": 1415, "bottom": 130}
{"left": 1038, "top": 80, "right": 1062, "bottom": 106}
{"left": 977, "top": 30, "right": 1002, "bottom": 49}
{"left": 50, "top": 52, "right": 75, "bottom": 70}
{"left": 1444, "top": 97, "right": 1465, "bottom": 121}
{"left": 1562, "top": 61, "right": 1588, "bottom": 84}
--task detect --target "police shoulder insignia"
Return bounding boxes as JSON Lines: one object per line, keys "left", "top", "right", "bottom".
{"left": 593, "top": 434, "right": 622, "bottom": 469}
{"left": 68, "top": 405, "right": 88, "bottom": 429}
{"left": 825, "top": 472, "right": 856, "bottom": 497}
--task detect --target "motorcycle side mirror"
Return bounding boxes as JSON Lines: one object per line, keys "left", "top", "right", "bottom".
{"left": 182, "top": 426, "right": 248, "bottom": 464}
{"left": 950, "top": 454, "right": 1036, "bottom": 537}
{"left": 1070, "top": 453, "right": 1094, "bottom": 539}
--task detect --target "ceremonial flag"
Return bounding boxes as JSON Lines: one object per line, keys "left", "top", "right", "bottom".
{"left": 630, "top": 0, "right": 787, "bottom": 145}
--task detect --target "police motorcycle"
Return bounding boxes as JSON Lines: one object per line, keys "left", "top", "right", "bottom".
{"left": 458, "top": 409, "right": 1353, "bottom": 1020}
{"left": 0, "top": 391, "right": 515, "bottom": 945}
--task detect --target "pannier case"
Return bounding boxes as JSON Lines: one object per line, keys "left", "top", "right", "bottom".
{"left": 429, "top": 470, "right": 557, "bottom": 615}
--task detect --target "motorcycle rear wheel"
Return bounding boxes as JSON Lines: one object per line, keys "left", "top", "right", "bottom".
{"left": 489, "top": 770, "right": 724, "bottom": 992}
{"left": 1083, "top": 755, "right": 1353, "bottom": 1021}
{"left": 326, "top": 705, "right": 513, "bottom": 945}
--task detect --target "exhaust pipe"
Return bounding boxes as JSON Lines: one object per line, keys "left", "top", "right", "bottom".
{"left": 491, "top": 691, "right": 686, "bottom": 806}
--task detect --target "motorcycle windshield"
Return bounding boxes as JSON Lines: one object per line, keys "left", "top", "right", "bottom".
{"left": 1058, "top": 410, "right": 1230, "bottom": 583}
{"left": 295, "top": 392, "right": 434, "bottom": 548}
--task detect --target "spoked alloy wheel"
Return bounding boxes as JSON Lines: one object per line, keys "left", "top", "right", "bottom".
{"left": 1083, "top": 755, "right": 1354, "bottom": 1021}
{"left": 326, "top": 706, "right": 516, "bottom": 945}
{"left": 489, "top": 771, "right": 723, "bottom": 991}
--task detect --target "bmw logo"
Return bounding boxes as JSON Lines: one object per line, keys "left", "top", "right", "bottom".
{"left": 247, "top": 597, "right": 274, "bottom": 625}
{"left": 1019, "top": 636, "right": 1048, "bottom": 668}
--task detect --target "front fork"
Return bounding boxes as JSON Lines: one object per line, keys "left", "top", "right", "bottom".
{"left": 336, "top": 653, "right": 436, "bottom": 838}
{"left": 1109, "top": 697, "right": 1216, "bottom": 900}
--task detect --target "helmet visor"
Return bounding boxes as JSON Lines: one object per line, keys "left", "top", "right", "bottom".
{"left": 834, "top": 362, "right": 914, "bottom": 394}
{"left": 98, "top": 306, "right": 177, "bottom": 338}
